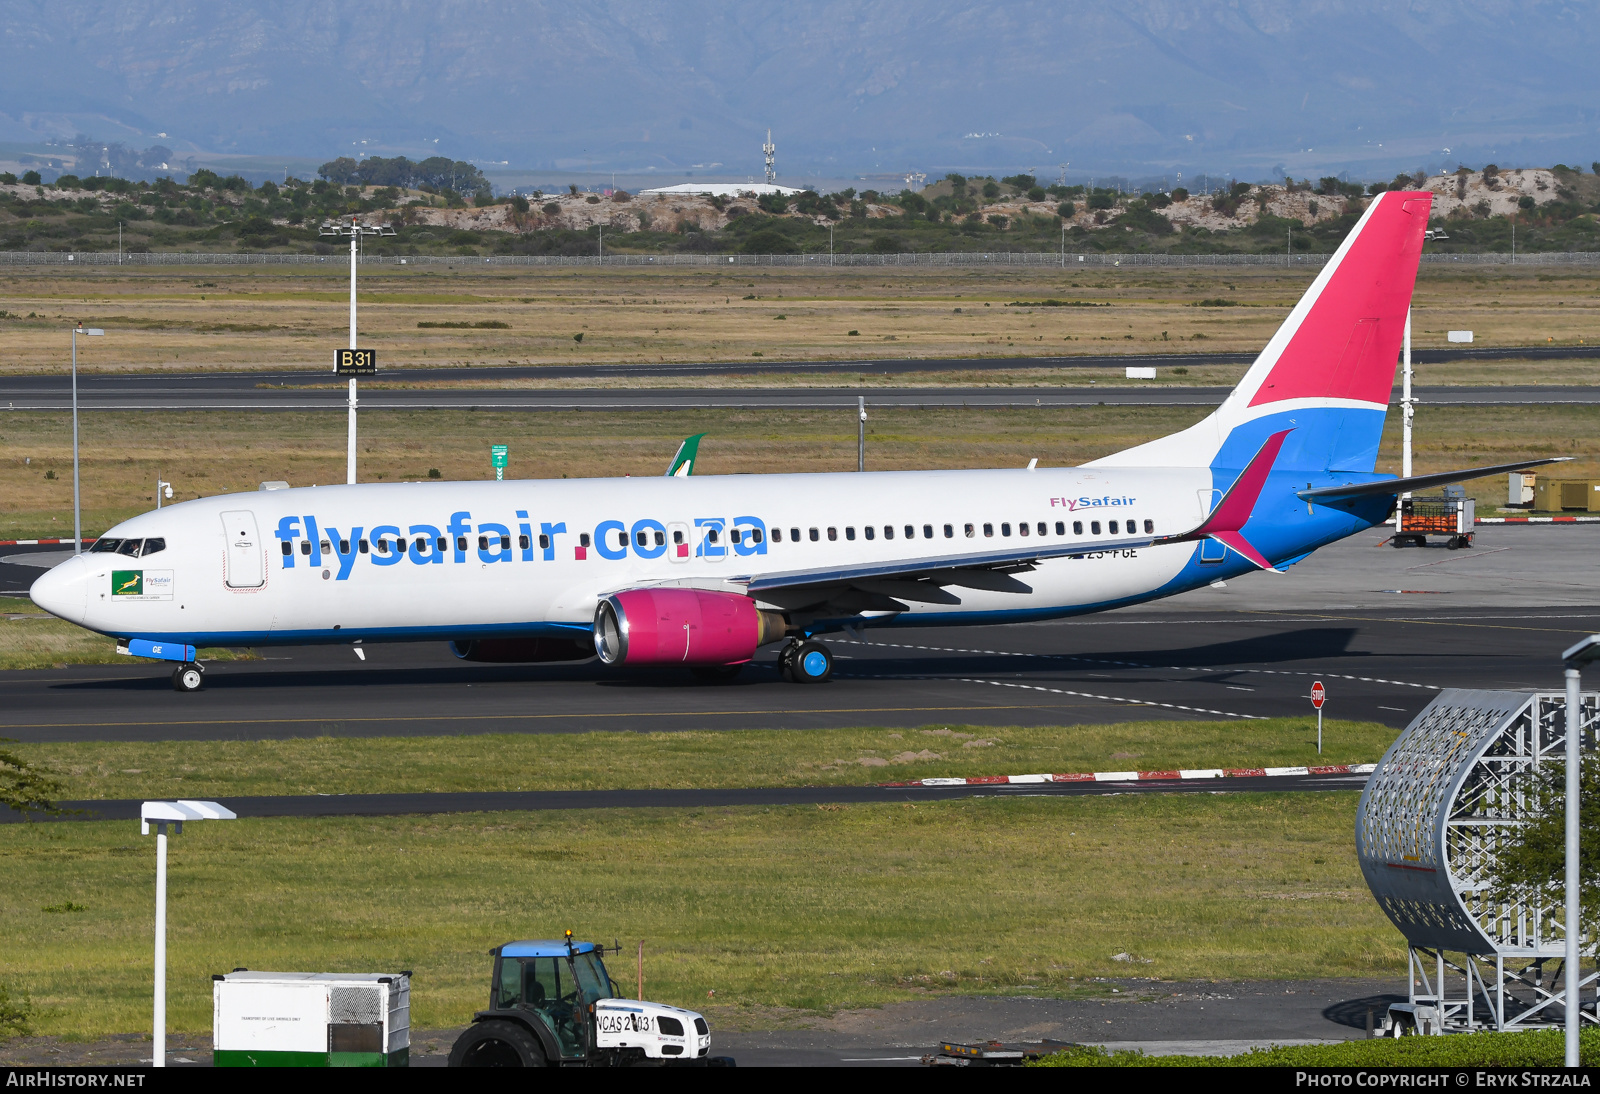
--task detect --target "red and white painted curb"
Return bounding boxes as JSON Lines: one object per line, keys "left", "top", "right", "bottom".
{"left": 882, "top": 763, "right": 1376, "bottom": 788}
{"left": 0, "top": 538, "right": 95, "bottom": 546}
{"left": 1477, "top": 517, "right": 1600, "bottom": 524}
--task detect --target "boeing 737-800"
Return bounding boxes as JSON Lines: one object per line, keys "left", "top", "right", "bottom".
{"left": 28, "top": 191, "right": 1559, "bottom": 690}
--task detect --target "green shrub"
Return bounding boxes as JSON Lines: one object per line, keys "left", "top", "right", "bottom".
{"left": 0, "top": 981, "right": 34, "bottom": 1038}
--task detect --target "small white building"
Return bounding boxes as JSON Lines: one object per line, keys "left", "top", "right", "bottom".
{"left": 638, "top": 182, "right": 805, "bottom": 198}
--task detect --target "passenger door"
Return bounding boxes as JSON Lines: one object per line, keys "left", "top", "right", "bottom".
{"left": 220, "top": 511, "right": 265, "bottom": 588}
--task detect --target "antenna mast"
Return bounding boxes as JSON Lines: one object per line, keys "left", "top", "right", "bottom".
{"left": 763, "top": 129, "right": 776, "bottom": 184}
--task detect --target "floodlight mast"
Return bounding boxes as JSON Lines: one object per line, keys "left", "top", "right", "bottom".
{"left": 319, "top": 216, "right": 396, "bottom": 484}
{"left": 1559, "top": 635, "right": 1600, "bottom": 1068}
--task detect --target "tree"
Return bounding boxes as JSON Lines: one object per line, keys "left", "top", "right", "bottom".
{"left": 1, "top": 741, "right": 65, "bottom": 818}
{"left": 743, "top": 227, "right": 796, "bottom": 254}
{"left": 318, "top": 157, "right": 361, "bottom": 184}
{"left": 1001, "top": 173, "right": 1035, "bottom": 191}
{"left": 981, "top": 180, "right": 1000, "bottom": 201}
{"left": 21, "top": 171, "right": 40, "bottom": 185}
{"left": 1026, "top": 186, "right": 1046, "bottom": 202}
{"left": 1483, "top": 757, "right": 1600, "bottom": 955}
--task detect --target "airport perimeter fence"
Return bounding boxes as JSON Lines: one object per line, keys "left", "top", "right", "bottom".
{"left": 2, "top": 249, "right": 1598, "bottom": 269}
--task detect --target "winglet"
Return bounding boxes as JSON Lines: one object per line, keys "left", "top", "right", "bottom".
{"left": 1158, "top": 428, "right": 1292, "bottom": 572}
{"left": 667, "top": 433, "right": 706, "bottom": 477}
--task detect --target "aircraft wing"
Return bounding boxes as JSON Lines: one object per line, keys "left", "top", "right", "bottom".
{"left": 1296, "top": 456, "right": 1571, "bottom": 501}
{"left": 736, "top": 430, "right": 1294, "bottom": 611}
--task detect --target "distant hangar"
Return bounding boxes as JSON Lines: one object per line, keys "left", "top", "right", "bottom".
{"left": 638, "top": 182, "right": 805, "bottom": 197}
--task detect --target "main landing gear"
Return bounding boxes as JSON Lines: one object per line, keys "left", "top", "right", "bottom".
{"left": 779, "top": 639, "right": 832, "bottom": 684}
{"left": 171, "top": 662, "right": 204, "bottom": 692}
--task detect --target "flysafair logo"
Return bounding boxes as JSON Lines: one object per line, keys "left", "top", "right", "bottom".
{"left": 1049, "top": 495, "right": 1137, "bottom": 512}
{"left": 274, "top": 510, "right": 769, "bottom": 580}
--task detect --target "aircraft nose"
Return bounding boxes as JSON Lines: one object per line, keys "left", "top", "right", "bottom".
{"left": 30, "top": 554, "right": 89, "bottom": 625}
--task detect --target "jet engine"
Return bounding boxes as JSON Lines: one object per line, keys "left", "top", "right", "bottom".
{"left": 593, "top": 588, "right": 787, "bottom": 666}
{"left": 449, "top": 637, "right": 594, "bottom": 663}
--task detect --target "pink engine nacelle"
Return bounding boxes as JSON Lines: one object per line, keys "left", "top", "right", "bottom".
{"left": 593, "top": 588, "right": 787, "bottom": 667}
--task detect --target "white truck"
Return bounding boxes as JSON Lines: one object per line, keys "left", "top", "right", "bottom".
{"left": 449, "top": 936, "right": 732, "bottom": 1067}
{"left": 213, "top": 970, "right": 411, "bottom": 1067}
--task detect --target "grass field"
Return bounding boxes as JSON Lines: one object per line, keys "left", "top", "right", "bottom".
{"left": 0, "top": 263, "right": 1595, "bottom": 375}
{"left": 12, "top": 717, "right": 1395, "bottom": 801}
{"left": 1, "top": 402, "right": 1594, "bottom": 542}
{"left": 0, "top": 792, "right": 1392, "bottom": 1037}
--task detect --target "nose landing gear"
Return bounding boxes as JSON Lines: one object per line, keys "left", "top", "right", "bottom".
{"left": 779, "top": 639, "right": 832, "bottom": 684}
{"left": 171, "top": 663, "right": 204, "bottom": 692}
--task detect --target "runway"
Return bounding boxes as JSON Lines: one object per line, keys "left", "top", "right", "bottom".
{"left": 6, "top": 771, "right": 1371, "bottom": 825}
{"left": 5, "top": 525, "right": 1598, "bottom": 746}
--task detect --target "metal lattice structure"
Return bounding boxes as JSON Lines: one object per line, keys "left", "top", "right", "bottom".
{"left": 1357, "top": 689, "right": 1596, "bottom": 1031}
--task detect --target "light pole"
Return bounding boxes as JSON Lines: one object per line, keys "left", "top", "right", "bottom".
{"left": 858, "top": 396, "right": 866, "bottom": 472}
{"left": 319, "top": 217, "right": 394, "bottom": 484}
{"left": 71, "top": 323, "right": 104, "bottom": 555}
{"left": 156, "top": 472, "right": 172, "bottom": 509}
{"left": 141, "top": 800, "right": 236, "bottom": 1068}
{"left": 1559, "top": 636, "right": 1598, "bottom": 1068}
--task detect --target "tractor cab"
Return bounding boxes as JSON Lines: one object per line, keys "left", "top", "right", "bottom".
{"left": 450, "top": 933, "right": 723, "bottom": 1067}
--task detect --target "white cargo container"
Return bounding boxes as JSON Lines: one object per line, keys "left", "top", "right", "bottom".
{"left": 213, "top": 970, "right": 410, "bottom": 1067}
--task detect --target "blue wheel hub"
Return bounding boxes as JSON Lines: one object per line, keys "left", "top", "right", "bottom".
{"left": 801, "top": 650, "right": 829, "bottom": 677}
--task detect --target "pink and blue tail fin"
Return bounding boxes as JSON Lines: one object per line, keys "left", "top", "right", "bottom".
{"left": 1089, "top": 191, "right": 1433, "bottom": 474}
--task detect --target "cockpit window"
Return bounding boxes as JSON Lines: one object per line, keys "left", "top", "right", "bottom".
{"left": 116, "top": 539, "right": 143, "bottom": 556}
{"left": 90, "top": 538, "right": 122, "bottom": 553}
{"left": 140, "top": 538, "right": 166, "bottom": 557}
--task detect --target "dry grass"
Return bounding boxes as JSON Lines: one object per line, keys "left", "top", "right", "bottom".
{"left": 0, "top": 597, "right": 252, "bottom": 670}
{"left": 0, "top": 263, "right": 1595, "bottom": 375}
{"left": 1, "top": 402, "right": 1596, "bottom": 543}
{"left": 16, "top": 717, "right": 1395, "bottom": 801}
{"left": 0, "top": 793, "right": 1393, "bottom": 1037}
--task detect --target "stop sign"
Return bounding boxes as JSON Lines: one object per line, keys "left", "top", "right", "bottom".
{"left": 1310, "top": 680, "right": 1326, "bottom": 709}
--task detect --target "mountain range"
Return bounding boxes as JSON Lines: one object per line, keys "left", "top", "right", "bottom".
{"left": 2, "top": 1, "right": 1597, "bottom": 183}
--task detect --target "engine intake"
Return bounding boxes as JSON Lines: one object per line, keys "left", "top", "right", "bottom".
{"left": 594, "top": 589, "right": 786, "bottom": 666}
{"left": 449, "top": 638, "right": 594, "bottom": 663}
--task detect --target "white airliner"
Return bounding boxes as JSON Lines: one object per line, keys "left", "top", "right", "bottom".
{"left": 30, "top": 191, "right": 1556, "bottom": 691}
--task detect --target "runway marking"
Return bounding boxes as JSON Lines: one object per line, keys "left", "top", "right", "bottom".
{"left": 838, "top": 672, "right": 1264, "bottom": 720}
{"left": 0, "top": 703, "right": 1043, "bottom": 732}
{"left": 837, "top": 639, "right": 1441, "bottom": 691}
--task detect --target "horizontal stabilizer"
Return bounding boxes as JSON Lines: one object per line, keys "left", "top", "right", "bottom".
{"left": 1297, "top": 457, "right": 1572, "bottom": 501}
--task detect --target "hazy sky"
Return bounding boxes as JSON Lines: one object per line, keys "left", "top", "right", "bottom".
{"left": 3, "top": 1, "right": 1596, "bottom": 182}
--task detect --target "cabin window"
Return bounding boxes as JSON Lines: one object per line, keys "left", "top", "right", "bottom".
{"left": 943, "top": 524, "right": 953, "bottom": 538}
{"left": 338, "top": 539, "right": 349, "bottom": 553}
{"left": 579, "top": 533, "right": 591, "bottom": 548}
{"left": 519, "top": 534, "right": 530, "bottom": 550}
{"left": 653, "top": 531, "right": 665, "bottom": 547}
{"left": 827, "top": 527, "right": 837, "bottom": 542}
{"left": 479, "top": 536, "right": 489, "bottom": 550}
{"left": 810, "top": 527, "right": 820, "bottom": 542}
{"left": 1108, "top": 521, "right": 1118, "bottom": 535}
{"left": 1073, "top": 521, "right": 1083, "bottom": 535}
{"left": 1055, "top": 521, "right": 1065, "bottom": 535}
{"left": 731, "top": 528, "right": 742, "bottom": 544}
{"left": 452, "top": 536, "right": 464, "bottom": 552}
{"left": 965, "top": 523, "right": 975, "bottom": 537}
{"left": 983, "top": 523, "right": 994, "bottom": 537}
{"left": 376, "top": 539, "right": 390, "bottom": 555}
{"left": 537, "top": 534, "right": 549, "bottom": 550}
{"left": 322, "top": 540, "right": 332, "bottom": 553}
{"left": 865, "top": 526, "right": 875, "bottom": 541}
{"left": 281, "top": 541, "right": 293, "bottom": 556}
{"left": 1001, "top": 523, "right": 1012, "bottom": 537}
{"left": 636, "top": 531, "right": 648, "bottom": 547}
{"left": 923, "top": 525, "right": 933, "bottom": 539}
{"left": 1091, "top": 521, "right": 1101, "bottom": 535}
{"left": 142, "top": 538, "right": 166, "bottom": 556}
{"left": 791, "top": 527, "right": 802, "bottom": 542}
{"left": 301, "top": 540, "right": 312, "bottom": 555}
{"left": 707, "top": 529, "right": 719, "bottom": 544}
{"left": 1144, "top": 519, "right": 1154, "bottom": 534}
{"left": 359, "top": 539, "right": 369, "bottom": 554}
{"left": 434, "top": 537, "right": 446, "bottom": 552}
{"left": 672, "top": 529, "right": 684, "bottom": 544}
{"left": 750, "top": 528, "right": 763, "bottom": 544}
{"left": 771, "top": 528, "right": 782, "bottom": 543}
{"left": 1018, "top": 522, "right": 1029, "bottom": 537}
{"left": 1036, "top": 522, "right": 1046, "bottom": 536}
{"left": 845, "top": 527, "right": 856, "bottom": 541}
{"left": 617, "top": 531, "right": 628, "bottom": 549}
{"left": 91, "top": 538, "right": 121, "bottom": 553}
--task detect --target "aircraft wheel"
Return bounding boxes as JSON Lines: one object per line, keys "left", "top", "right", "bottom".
{"left": 791, "top": 641, "right": 832, "bottom": 684}
{"left": 171, "top": 664, "right": 203, "bottom": 693}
